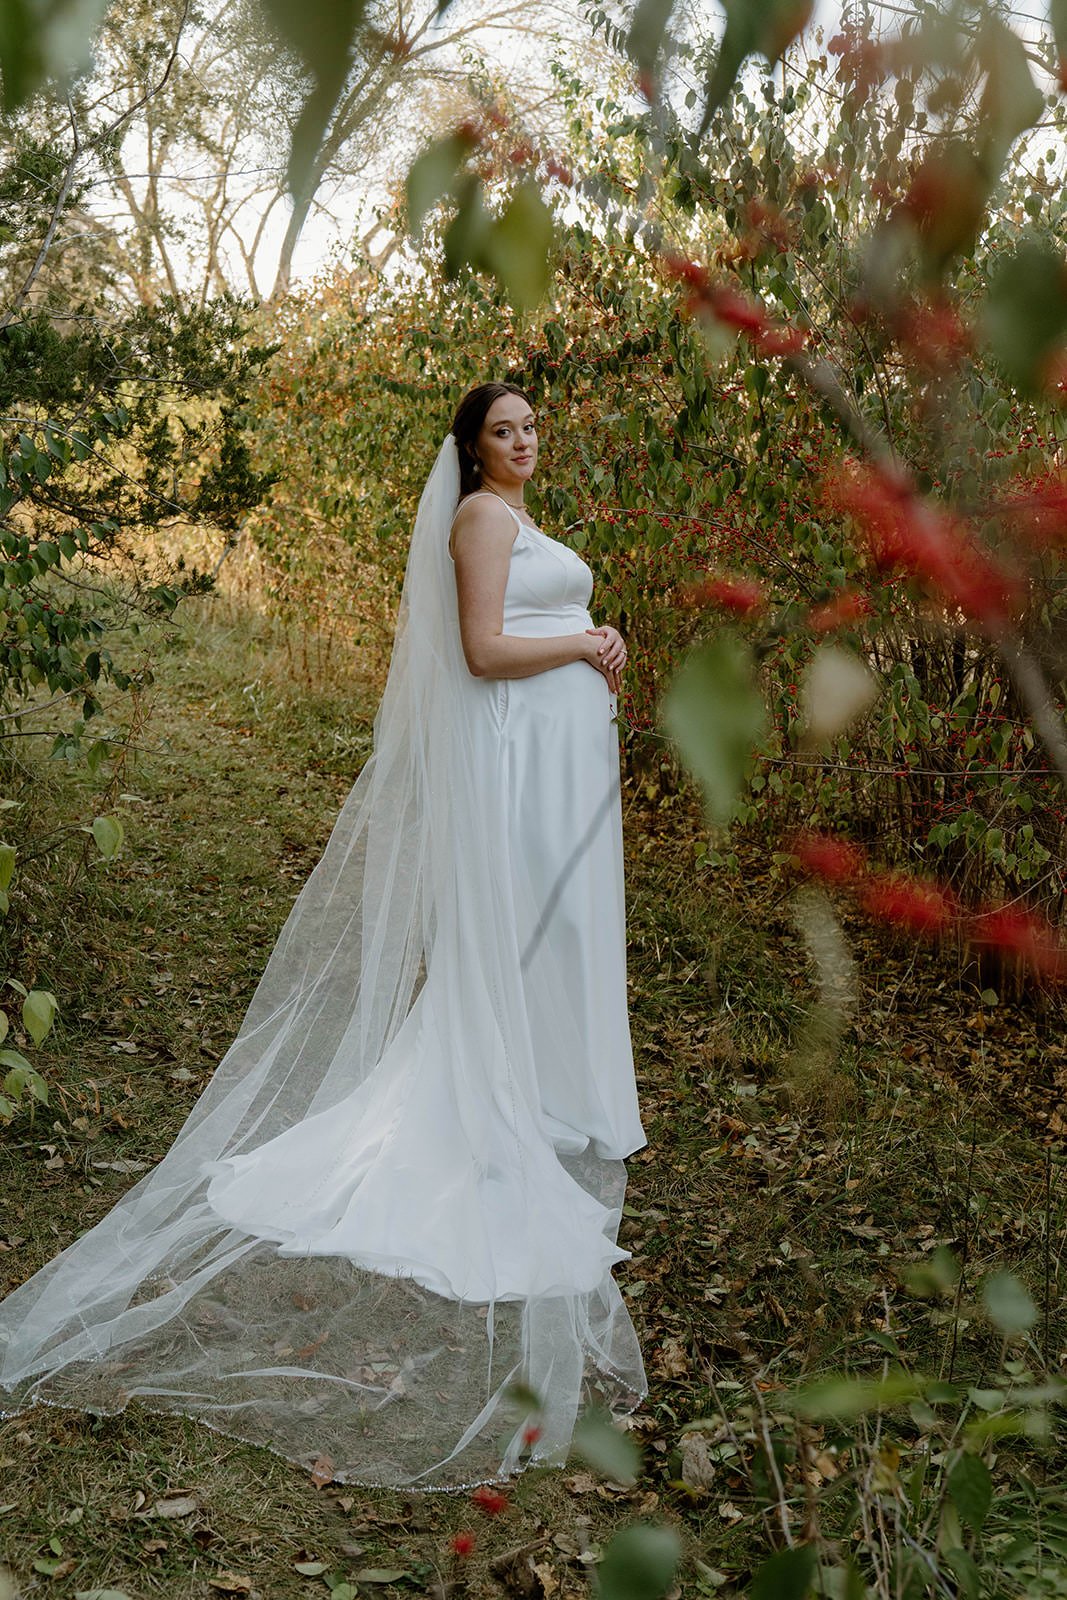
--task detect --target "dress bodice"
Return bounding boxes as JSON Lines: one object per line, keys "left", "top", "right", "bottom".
{"left": 451, "top": 492, "right": 594, "bottom": 637}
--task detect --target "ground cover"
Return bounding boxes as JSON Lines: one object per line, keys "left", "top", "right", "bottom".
{"left": 1, "top": 598, "right": 1064, "bottom": 1598}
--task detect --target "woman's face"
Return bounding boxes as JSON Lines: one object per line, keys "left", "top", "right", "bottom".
{"left": 475, "top": 394, "right": 537, "bottom": 488}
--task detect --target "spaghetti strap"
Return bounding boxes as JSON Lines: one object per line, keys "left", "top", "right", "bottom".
{"left": 449, "top": 490, "right": 525, "bottom": 531}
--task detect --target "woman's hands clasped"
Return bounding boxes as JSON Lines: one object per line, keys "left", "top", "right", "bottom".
{"left": 584, "top": 626, "right": 627, "bottom": 693}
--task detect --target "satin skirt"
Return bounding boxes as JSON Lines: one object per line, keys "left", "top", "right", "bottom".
{"left": 207, "top": 653, "right": 645, "bottom": 1302}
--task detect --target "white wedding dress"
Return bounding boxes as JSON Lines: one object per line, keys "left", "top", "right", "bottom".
{"left": 206, "top": 492, "right": 645, "bottom": 1298}
{"left": 0, "top": 445, "right": 647, "bottom": 1488}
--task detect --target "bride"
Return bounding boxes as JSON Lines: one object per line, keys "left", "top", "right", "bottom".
{"left": 0, "top": 381, "right": 648, "bottom": 1488}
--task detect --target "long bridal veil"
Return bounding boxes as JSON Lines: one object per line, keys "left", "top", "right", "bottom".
{"left": 0, "top": 432, "right": 646, "bottom": 1488}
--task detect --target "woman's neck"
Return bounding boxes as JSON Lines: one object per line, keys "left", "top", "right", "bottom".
{"left": 481, "top": 474, "right": 525, "bottom": 508}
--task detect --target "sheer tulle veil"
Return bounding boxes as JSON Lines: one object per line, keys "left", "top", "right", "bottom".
{"left": 0, "top": 431, "right": 646, "bottom": 1488}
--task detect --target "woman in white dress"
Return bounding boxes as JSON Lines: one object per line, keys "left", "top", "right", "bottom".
{"left": 0, "top": 382, "right": 647, "bottom": 1488}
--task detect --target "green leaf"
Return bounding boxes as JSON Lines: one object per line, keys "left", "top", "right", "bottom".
{"left": 625, "top": 0, "right": 674, "bottom": 77}
{"left": 0, "top": 843, "right": 15, "bottom": 892}
{"left": 811, "top": 1562, "right": 867, "bottom": 1600}
{"left": 984, "top": 240, "right": 1067, "bottom": 392}
{"left": 983, "top": 1270, "right": 1037, "bottom": 1334}
{"left": 948, "top": 1453, "right": 992, "bottom": 1533}
{"left": 978, "top": 17, "right": 1043, "bottom": 159}
{"left": 258, "top": 0, "right": 366, "bottom": 198}
{"left": 3, "top": 1065, "right": 28, "bottom": 1099}
{"left": 1053, "top": 0, "right": 1067, "bottom": 58}
{"left": 293, "top": 1563, "right": 327, "bottom": 1577}
{"left": 75, "top": 1592, "right": 134, "bottom": 1600}
{"left": 91, "top": 814, "right": 124, "bottom": 860}
{"left": 793, "top": 1370, "right": 921, "bottom": 1420}
{"left": 900, "top": 1245, "right": 960, "bottom": 1298}
{"left": 942, "top": 1546, "right": 980, "bottom": 1600}
{"left": 597, "top": 1524, "right": 681, "bottom": 1600}
{"left": 406, "top": 134, "right": 472, "bottom": 235}
{"left": 486, "top": 182, "right": 554, "bottom": 311}
{"left": 442, "top": 178, "right": 493, "bottom": 280}
{"left": 571, "top": 1408, "right": 641, "bottom": 1484}
{"left": 0, "top": 1047, "right": 31, "bottom": 1072}
{"left": 352, "top": 1571, "right": 412, "bottom": 1584}
{"left": 22, "top": 989, "right": 57, "bottom": 1047}
{"left": 661, "top": 633, "right": 766, "bottom": 826}
{"left": 750, "top": 1544, "right": 817, "bottom": 1600}
{"left": 0, "top": 0, "right": 110, "bottom": 110}
{"left": 700, "top": 0, "right": 812, "bottom": 131}
{"left": 503, "top": 1379, "right": 542, "bottom": 1415}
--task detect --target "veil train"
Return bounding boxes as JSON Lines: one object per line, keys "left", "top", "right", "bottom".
{"left": 0, "top": 433, "right": 646, "bottom": 1487}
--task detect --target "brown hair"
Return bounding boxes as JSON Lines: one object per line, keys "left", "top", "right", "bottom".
{"left": 451, "top": 382, "right": 534, "bottom": 498}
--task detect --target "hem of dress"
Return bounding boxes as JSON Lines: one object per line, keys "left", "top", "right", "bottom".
{"left": 0, "top": 1361, "right": 649, "bottom": 1493}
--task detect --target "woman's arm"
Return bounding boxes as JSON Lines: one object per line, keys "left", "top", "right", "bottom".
{"left": 451, "top": 498, "right": 620, "bottom": 683}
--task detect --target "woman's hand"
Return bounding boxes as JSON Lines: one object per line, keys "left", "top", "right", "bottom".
{"left": 584, "top": 626, "right": 627, "bottom": 693}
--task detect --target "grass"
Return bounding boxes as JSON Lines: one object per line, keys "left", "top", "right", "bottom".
{"left": 1, "top": 592, "right": 1065, "bottom": 1597}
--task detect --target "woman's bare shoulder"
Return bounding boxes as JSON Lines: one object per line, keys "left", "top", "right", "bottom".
{"left": 449, "top": 494, "right": 519, "bottom": 557}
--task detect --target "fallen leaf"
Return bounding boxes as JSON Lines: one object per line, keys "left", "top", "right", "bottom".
{"left": 679, "top": 1432, "right": 717, "bottom": 1492}
{"left": 563, "top": 1473, "right": 599, "bottom": 1495}
{"left": 309, "top": 1454, "right": 335, "bottom": 1488}
{"left": 146, "top": 1495, "right": 198, "bottom": 1519}
{"left": 293, "top": 1333, "right": 329, "bottom": 1359}
{"left": 208, "top": 1574, "right": 252, "bottom": 1595}
{"left": 530, "top": 1559, "right": 560, "bottom": 1596}
{"left": 36, "top": 1559, "right": 75, "bottom": 1579}
{"left": 655, "top": 1337, "right": 689, "bottom": 1377}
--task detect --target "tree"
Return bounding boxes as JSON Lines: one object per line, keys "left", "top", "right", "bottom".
{"left": 17, "top": 0, "right": 609, "bottom": 307}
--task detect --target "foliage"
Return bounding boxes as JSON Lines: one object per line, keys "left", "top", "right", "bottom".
{"left": 0, "top": 978, "right": 54, "bottom": 1121}
{"left": 0, "top": 304, "right": 263, "bottom": 713}
{"left": 0, "top": 93, "right": 275, "bottom": 1125}
{"left": 253, "top": 25, "right": 1067, "bottom": 923}
{"left": 706, "top": 1262, "right": 1067, "bottom": 1600}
